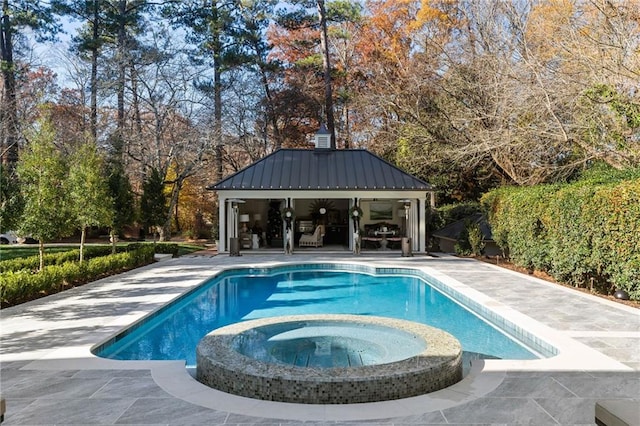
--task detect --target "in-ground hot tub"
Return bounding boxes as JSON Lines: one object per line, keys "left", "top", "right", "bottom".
{"left": 196, "top": 314, "right": 463, "bottom": 404}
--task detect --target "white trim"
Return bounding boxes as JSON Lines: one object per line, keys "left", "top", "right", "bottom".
{"left": 216, "top": 189, "right": 428, "bottom": 199}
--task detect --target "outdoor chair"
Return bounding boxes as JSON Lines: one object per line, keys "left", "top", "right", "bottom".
{"left": 299, "top": 225, "right": 324, "bottom": 247}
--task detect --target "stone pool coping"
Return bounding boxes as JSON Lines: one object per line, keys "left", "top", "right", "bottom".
{"left": 6, "top": 255, "right": 635, "bottom": 421}
{"left": 196, "top": 315, "right": 463, "bottom": 404}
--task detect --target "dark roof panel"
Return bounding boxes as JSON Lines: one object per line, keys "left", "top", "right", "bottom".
{"left": 432, "top": 214, "right": 494, "bottom": 242}
{"left": 209, "top": 149, "right": 432, "bottom": 191}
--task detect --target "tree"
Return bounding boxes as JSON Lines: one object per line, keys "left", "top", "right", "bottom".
{"left": 0, "top": 162, "right": 22, "bottom": 231}
{"left": 107, "top": 0, "right": 151, "bottom": 160}
{"left": 234, "top": 0, "right": 283, "bottom": 149}
{"left": 363, "top": 0, "right": 639, "bottom": 189}
{"left": 67, "top": 140, "right": 113, "bottom": 262}
{"left": 139, "top": 167, "right": 167, "bottom": 242}
{"left": 107, "top": 159, "right": 135, "bottom": 252}
{"left": 317, "top": 0, "right": 336, "bottom": 147}
{"left": 119, "top": 24, "right": 216, "bottom": 240}
{"left": 163, "top": 0, "right": 245, "bottom": 182}
{"left": 51, "top": 0, "right": 110, "bottom": 142}
{"left": 269, "top": 0, "right": 363, "bottom": 148}
{"left": 1, "top": 0, "right": 58, "bottom": 172}
{"left": 16, "top": 120, "right": 72, "bottom": 270}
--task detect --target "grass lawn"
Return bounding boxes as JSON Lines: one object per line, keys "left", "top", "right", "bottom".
{"left": 0, "top": 242, "right": 205, "bottom": 261}
{"left": 171, "top": 242, "right": 208, "bottom": 256}
{"left": 0, "top": 245, "right": 78, "bottom": 261}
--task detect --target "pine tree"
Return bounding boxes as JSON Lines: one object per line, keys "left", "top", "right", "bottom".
{"left": 140, "top": 167, "right": 167, "bottom": 242}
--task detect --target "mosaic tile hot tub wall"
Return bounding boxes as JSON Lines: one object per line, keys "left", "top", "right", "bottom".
{"left": 196, "top": 315, "right": 463, "bottom": 404}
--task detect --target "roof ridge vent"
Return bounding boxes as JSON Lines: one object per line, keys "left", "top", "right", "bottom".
{"left": 314, "top": 123, "right": 331, "bottom": 149}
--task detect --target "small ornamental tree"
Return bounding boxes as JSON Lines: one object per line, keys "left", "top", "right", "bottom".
{"left": 67, "top": 141, "right": 114, "bottom": 262}
{"left": 140, "top": 167, "right": 168, "bottom": 242}
{"left": 16, "top": 120, "right": 73, "bottom": 270}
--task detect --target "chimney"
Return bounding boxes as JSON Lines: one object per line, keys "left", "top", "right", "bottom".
{"left": 314, "top": 124, "right": 331, "bottom": 149}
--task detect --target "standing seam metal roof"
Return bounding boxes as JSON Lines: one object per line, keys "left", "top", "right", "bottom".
{"left": 208, "top": 148, "right": 432, "bottom": 191}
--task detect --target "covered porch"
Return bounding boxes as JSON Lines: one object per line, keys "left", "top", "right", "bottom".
{"left": 217, "top": 191, "right": 430, "bottom": 254}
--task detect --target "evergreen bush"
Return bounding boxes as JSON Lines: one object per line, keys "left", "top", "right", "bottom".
{"left": 466, "top": 221, "right": 485, "bottom": 256}
{"left": 153, "top": 243, "right": 179, "bottom": 257}
{"left": 0, "top": 246, "right": 114, "bottom": 273}
{"left": 0, "top": 244, "right": 156, "bottom": 307}
{"left": 482, "top": 166, "right": 640, "bottom": 299}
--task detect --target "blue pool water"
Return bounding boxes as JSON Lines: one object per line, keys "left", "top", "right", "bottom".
{"left": 95, "top": 266, "right": 544, "bottom": 366}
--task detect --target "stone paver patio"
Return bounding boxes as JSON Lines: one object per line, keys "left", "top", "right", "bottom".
{"left": 1, "top": 252, "right": 638, "bottom": 425}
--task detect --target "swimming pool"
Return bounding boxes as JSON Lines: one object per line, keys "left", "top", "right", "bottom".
{"left": 94, "top": 264, "right": 554, "bottom": 366}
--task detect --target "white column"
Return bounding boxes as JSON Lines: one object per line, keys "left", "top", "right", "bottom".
{"left": 409, "top": 201, "right": 418, "bottom": 251}
{"left": 348, "top": 199, "right": 354, "bottom": 251}
{"left": 418, "top": 197, "right": 427, "bottom": 252}
{"left": 218, "top": 197, "right": 226, "bottom": 252}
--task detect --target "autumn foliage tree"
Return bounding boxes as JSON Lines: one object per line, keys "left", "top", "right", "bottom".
{"left": 7, "top": 0, "right": 638, "bottom": 245}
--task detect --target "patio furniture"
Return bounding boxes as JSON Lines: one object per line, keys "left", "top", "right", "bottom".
{"left": 362, "top": 223, "right": 401, "bottom": 250}
{"left": 299, "top": 225, "right": 324, "bottom": 247}
{"left": 375, "top": 230, "right": 395, "bottom": 250}
{"left": 361, "top": 236, "right": 382, "bottom": 249}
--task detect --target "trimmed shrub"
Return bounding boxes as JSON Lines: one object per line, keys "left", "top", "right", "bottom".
{"left": 486, "top": 185, "right": 559, "bottom": 272}
{"left": 545, "top": 184, "right": 599, "bottom": 288}
{"left": 482, "top": 167, "right": 640, "bottom": 299}
{"left": 0, "top": 244, "right": 155, "bottom": 307}
{"left": 0, "top": 246, "right": 114, "bottom": 273}
{"left": 588, "top": 180, "right": 640, "bottom": 296}
{"left": 153, "top": 243, "right": 179, "bottom": 257}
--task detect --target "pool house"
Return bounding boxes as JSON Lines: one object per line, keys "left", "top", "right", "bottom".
{"left": 208, "top": 128, "right": 435, "bottom": 254}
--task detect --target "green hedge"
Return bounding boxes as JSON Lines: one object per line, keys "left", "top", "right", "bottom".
{"left": 0, "top": 245, "right": 114, "bottom": 273}
{"left": 148, "top": 242, "right": 179, "bottom": 257}
{"left": 0, "top": 245, "right": 156, "bottom": 307}
{"left": 482, "top": 168, "right": 640, "bottom": 299}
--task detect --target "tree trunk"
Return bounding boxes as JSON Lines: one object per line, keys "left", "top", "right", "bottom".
{"left": 162, "top": 176, "right": 184, "bottom": 240}
{"left": 90, "top": 1, "right": 99, "bottom": 142}
{"left": 258, "top": 62, "right": 282, "bottom": 150}
{"left": 130, "top": 60, "right": 143, "bottom": 135}
{"left": 211, "top": 2, "right": 224, "bottom": 182}
{"left": 38, "top": 240, "right": 45, "bottom": 271}
{"left": 115, "top": 0, "right": 127, "bottom": 160}
{"left": 110, "top": 229, "right": 117, "bottom": 254}
{"left": 80, "top": 227, "right": 86, "bottom": 262}
{"left": 0, "top": 3, "right": 18, "bottom": 172}
{"left": 342, "top": 103, "right": 350, "bottom": 149}
{"left": 317, "top": 0, "right": 336, "bottom": 149}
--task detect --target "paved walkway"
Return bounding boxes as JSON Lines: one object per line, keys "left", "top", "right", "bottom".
{"left": 1, "top": 253, "right": 638, "bottom": 425}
